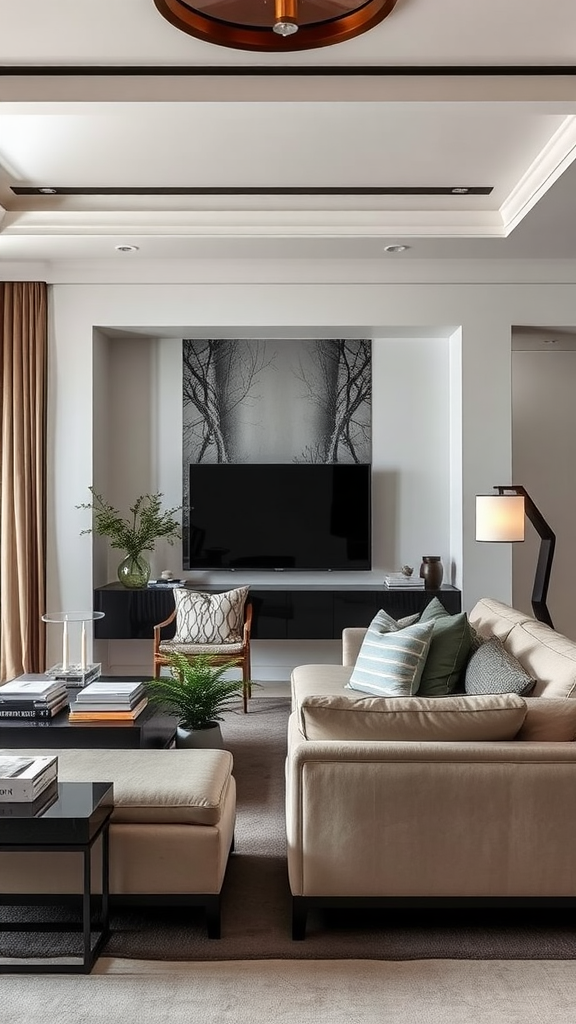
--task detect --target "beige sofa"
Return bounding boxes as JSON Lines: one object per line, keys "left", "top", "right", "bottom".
{"left": 287, "top": 598, "right": 576, "bottom": 938}
{"left": 0, "top": 747, "right": 236, "bottom": 938}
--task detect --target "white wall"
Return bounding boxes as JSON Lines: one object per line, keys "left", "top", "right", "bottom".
{"left": 37, "top": 269, "right": 576, "bottom": 673}
{"left": 513, "top": 338, "right": 576, "bottom": 639}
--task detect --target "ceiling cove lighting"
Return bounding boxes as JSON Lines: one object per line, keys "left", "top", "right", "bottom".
{"left": 475, "top": 485, "right": 556, "bottom": 628}
{"left": 153, "top": 0, "right": 400, "bottom": 52}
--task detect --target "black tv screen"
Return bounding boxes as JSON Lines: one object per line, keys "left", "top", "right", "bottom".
{"left": 185, "top": 463, "right": 371, "bottom": 571}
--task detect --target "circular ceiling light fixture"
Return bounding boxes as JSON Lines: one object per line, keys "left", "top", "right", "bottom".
{"left": 115, "top": 244, "right": 140, "bottom": 253}
{"left": 154, "top": 0, "right": 400, "bottom": 52}
{"left": 384, "top": 244, "right": 410, "bottom": 253}
{"left": 38, "top": 187, "right": 58, "bottom": 194}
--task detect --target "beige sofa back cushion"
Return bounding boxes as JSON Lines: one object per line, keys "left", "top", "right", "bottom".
{"left": 469, "top": 598, "right": 576, "bottom": 699}
{"left": 503, "top": 619, "right": 576, "bottom": 698}
{"left": 297, "top": 692, "right": 527, "bottom": 742}
{"left": 469, "top": 598, "right": 531, "bottom": 641}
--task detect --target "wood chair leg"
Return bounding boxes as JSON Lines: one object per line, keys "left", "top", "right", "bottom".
{"left": 242, "top": 661, "right": 250, "bottom": 714}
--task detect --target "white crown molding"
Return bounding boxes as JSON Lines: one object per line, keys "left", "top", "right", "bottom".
{"left": 1, "top": 208, "right": 505, "bottom": 238}
{"left": 501, "top": 114, "right": 576, "bottom": 234}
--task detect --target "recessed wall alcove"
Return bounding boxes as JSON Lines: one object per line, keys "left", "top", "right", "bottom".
{"left": 91, "top": 324, "right": 461, "bottom": 678}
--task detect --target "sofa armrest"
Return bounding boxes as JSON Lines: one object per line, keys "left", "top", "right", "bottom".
{"left": 342, "top": 627, "right": 367, "bottom": 666}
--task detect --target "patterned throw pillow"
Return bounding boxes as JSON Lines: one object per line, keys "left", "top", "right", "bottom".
{"left": 347, "top": 620, "right": 435, "bottom": 697}
{"left": 464, "top": 636, "right": 536, "bottom": 697}
{"left": 173, "top": 587, "right": 249, "bottom": 644}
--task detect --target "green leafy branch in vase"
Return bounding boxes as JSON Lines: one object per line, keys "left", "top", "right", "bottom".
{"left": 77, "top": 487, "right": 182, "bottom": 557}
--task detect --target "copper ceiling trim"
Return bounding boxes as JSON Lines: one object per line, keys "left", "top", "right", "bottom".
{"left": 153, "top": 0, "right": 400, "bottom": 53}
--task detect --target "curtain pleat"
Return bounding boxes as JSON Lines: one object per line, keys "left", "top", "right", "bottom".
{"left": 0, "top": 281, "right": 48, "bottom": 681}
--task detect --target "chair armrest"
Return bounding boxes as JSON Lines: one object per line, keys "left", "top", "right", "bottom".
{"left": 342, "top": 627, "right": 367, "bottom": 667}
{"left": 153, "top": 607, "right": 177, "bottom": 643}
{"left": 243, "top": 601, "right": 253, "bottom": 642}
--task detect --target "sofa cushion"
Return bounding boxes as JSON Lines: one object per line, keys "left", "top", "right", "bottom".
{"left": 347, "top": 620, "right": 435, "bottom": 697}
{"left": 503, "top": 619, "right": 576, "bottom": 698}
{"left": 464, "top": 636, "right": 536, "bottom": 697}
{"left": 0, "top": 747, "right": 234, "bottom": 826}
{"left": 517, "top": 698, "right": 576, "bottom": 742}
{"left": 417, "top": 599, "right": 473, "bottom": 696}
{"left": 468, "top": 597, "right": 532, "bottom": 642}
{"left": 298, "top": 692, "right": 527, "bottom": 742}
{"left": 173, "top": 586, "right": 249, "bottom": 644}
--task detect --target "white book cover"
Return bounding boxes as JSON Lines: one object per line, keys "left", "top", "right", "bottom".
{"left": 75, "top": 682, "right": 144, "bottom": 703}
{"left": 0, "top": 755, "right": 58, "bottom": 802}
{"left": 0, "top": 679, "right": 66, "bottom": 699}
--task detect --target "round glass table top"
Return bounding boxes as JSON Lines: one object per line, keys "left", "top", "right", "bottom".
{"left": 42, "top": 611, "right": 105, "bottom": 623}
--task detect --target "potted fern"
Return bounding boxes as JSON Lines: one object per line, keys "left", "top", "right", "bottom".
{"left": 78, "top": 487, "right": 182, "bottom": 588}
{"left": 146, "top": 652, "right": 245, "bottom": 748}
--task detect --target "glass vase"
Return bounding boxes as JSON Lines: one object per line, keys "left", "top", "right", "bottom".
{"left": 117, "top": 552, "right": 151, "bottom": 589}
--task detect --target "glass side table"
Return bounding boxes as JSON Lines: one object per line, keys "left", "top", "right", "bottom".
{"left": 42, "top": 611, "right": 105, "bottom": 686}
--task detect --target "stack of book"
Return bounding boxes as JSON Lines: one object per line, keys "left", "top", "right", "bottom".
{"left": 0, "top": 676, "right": 69, "bottom": 719}
{"left": 147, "top": 578, "right": 187, "bottom": 589}
{"left": 68, "top": 680, "right": 148, "bottom": 722}
{"left": 384, "top": 572, "right": 425, "bottom": 589}
{"left": 0, "top": 754, "right": 58, "bottom": 803}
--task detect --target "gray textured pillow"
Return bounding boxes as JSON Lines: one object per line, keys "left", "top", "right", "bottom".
{"left": 173, "top": 586, "right": 249, "bottom": 644}
{"left": 464, "top": 636, "right": 536, "bottom": 697}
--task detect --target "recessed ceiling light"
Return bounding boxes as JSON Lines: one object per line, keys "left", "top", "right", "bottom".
{"left": 451, "top": 187, "right": 469, "bottom": 194}
{"left": 383, "top": 244, "right": 410, "bottom": 253}
{"left": 115, "top": 244, "right": 140, "bottom": 253}
{"left": 38, "top": 187, "right": 57, "bottom": 195}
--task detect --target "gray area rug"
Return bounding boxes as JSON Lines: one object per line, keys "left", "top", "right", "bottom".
{"left": 1, "top": 697, "right": 576, "bottom": 961}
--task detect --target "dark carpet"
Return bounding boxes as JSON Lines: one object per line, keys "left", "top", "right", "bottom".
{"left": 2, "top": 697, "right": 576, "bottom": 961}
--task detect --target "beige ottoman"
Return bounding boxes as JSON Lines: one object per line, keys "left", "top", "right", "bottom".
{"left": 0, "top": 746, "right": 236, "bottom": 938}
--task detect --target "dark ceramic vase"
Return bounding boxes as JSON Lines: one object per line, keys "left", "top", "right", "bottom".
{"left": 420, "top": 555, "right": 443, "bottom": 590}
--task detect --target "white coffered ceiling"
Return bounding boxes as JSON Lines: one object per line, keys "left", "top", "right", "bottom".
{"left": 1, "top": 0, "right": 576, "bottom": 265}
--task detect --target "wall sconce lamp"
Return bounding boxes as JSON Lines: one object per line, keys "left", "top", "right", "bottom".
{"left": 475, "top": 485, "right": 556, "bottom": 628}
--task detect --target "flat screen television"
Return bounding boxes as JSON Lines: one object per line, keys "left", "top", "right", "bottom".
{"left": 185, "top": 463, "right": 371, "bottom": 571}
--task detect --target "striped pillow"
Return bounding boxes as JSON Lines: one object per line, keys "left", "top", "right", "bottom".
{"left": 347, "top": 620, "right": 435, "bottom": 697}
{"left": 173, "top": 587, "right": 249, "bottom": 644}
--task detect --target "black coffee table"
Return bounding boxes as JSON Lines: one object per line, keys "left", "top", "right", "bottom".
{"left": 0, "top": 781, "right": 113, "bottom": 973}
{"left": 0, "top": 678, "right": 176, "bottom": 749}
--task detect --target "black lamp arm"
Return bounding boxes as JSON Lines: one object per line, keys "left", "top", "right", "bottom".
{"left": 495, "top": 485, "right": 556, "bottom": 628}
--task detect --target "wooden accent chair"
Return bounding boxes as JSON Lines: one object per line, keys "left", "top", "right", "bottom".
{"left": 153, "top": 600, "right": 253, "bottom": 713}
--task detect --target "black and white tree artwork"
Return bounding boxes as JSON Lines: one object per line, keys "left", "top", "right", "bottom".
{"left": 182, "top": 337, "right": 371, "bottom": 465}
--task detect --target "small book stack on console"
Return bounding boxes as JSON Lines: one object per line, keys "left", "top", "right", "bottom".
{"left": 384, "top": 572, "right": 425, "bottom": 589}
{"left": 147, "top": 578, "right": 187, "bottom": 588}
{"left": 68, "top": 680, "right": 148, "bottom": 723}
{"left": 0, "top": 676, "right": 69, "bottom": 719}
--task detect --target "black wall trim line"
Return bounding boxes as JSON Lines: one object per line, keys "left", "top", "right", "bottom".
{"left": 1, "top": 64, "right": 576, "bottom": 77}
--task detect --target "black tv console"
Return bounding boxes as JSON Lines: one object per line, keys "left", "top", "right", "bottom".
{"left": 94, "top": 583, "right": 461, "bottom": 642}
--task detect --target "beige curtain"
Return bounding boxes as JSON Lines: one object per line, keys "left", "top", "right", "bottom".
{"left": 0, "top": 282, "right": 48, "bottom": 682}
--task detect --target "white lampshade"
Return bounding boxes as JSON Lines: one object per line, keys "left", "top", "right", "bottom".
{"left": 476, "top": 494, "right": 525, "bottom": 542}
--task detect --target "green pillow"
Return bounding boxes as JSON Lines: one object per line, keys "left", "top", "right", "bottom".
{"left": 417, "top": 602, "right": 473, "bottom": 696}
{"left": 420, "top": 596, "right": 450, "bottom": 623}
